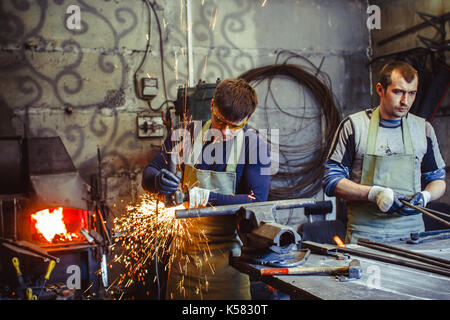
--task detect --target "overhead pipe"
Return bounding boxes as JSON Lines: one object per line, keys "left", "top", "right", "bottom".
{"left": 186, "top": 0, "right": 194, "bottom": 86}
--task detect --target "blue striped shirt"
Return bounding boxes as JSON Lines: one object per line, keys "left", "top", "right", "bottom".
{"left": 323, "top": 115, "right": 446, "bottom": 196}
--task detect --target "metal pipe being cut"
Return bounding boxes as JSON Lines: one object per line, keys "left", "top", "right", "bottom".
{"left": 175, "top": 198, "right": 330, "bottom": 219}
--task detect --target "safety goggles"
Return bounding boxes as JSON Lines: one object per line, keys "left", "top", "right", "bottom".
{"left": 211, "top": 105, "right": 249, "bottom": 130}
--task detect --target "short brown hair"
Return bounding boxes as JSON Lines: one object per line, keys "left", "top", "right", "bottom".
{"left": 378, "top": 61, "right": 418, "bottom": 89}
{"left": 213, "top": 78, "right": 258, "bottom": 122}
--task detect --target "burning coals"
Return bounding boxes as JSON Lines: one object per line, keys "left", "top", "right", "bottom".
{"left": 31, "top": 207, "right": 87, "bottom": 243}
{"left": 109, "top": 193, "right": 212, "bottom": 299}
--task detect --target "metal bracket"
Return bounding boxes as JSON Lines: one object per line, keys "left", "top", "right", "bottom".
{"left": 416, "top": 11, "right": 447, "bottom": 38}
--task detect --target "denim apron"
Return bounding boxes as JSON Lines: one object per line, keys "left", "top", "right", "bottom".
{"left": 346, "top": 107, "right": 424, "bottom": 243}
{"left": 166, "top": 120, "right": 251, "bottom": 299}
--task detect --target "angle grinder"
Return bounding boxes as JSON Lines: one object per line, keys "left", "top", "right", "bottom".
{"left": 159, "top": 155, "right": 188, "bottom": 207}
{"left": 161, "top": 188, "right": 187, "bottom": 207}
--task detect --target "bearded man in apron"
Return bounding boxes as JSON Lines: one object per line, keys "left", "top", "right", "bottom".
{"left": 323, "top": 61, "right": 446, "bottom": 244}
{"left": 142, "top": 78, "right": 271, "bottom": 299}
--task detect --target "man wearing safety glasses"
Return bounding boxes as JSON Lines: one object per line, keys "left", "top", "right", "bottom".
{"left": 142, "top": 78, "right": 271, "bottom": 300}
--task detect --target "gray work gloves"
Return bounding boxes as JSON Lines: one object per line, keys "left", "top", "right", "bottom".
{"left": 155, "top": 168, "right": 180, "bottom": 195}
{"left": 368, "top": 186, "right": 408, "bottom": 214}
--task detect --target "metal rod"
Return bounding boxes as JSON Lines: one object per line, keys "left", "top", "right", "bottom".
{"left": 175, "top": 198, "right": 318, "bottom": 219}
{"left": 0, "top": 238, "right": 60, "bottom": 262}
{"left": 97, "top": 207, "right": 112, "bottom": 246}
{"left": 0, "top": 200, "right": 3, "bottom": 237}
{"left": 401, "top": 200, "right": 450, "bottom": 228}
{"left": 186, "top": 0, "right": 194, "bottom": 86}
{"left": 357, "top": 238, "right": 450, "bottom": 270}
{"left": 421, "top": 207, "right": 450, "bottom": 219}
{"left": 377, "top": 12, "right": 450, "bottom": 46}
{"left": 336, "top": 245, "right": 450, "bottom": 278}
{"left": 13, "top": 197, "right": 17, "bottom": 241}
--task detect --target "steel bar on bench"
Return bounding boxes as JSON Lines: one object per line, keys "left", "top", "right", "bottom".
{"left": 334, "top": 245, "right": 450, "bottom": 278}
{"left": 357, "top": 238, "right": 450, "bottom": 270}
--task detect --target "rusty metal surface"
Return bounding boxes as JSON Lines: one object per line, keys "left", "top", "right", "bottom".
{"left": 29, "top": 172, "right": 88, "bottom": 211}
{"left": 27, "top": 137, "right": 76, "bottom": 175}
{"left": 0, "top": 137, "right": 27, "bottom": 194}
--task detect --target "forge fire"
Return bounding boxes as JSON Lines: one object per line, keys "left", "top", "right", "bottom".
{"left": 30, "top": 207, "right": 88, "bottom": 244}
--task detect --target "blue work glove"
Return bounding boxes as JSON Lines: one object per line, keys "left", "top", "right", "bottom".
{"left": 368, "top": 186, "right": 409, "bottom": 214}
{"left": 397, "top": 191, "right": 431, "bottom": 216}
{"left": 155, "top": 168, "right": 180, "bottom": 195}
{"left": 388, "top": 192, "right": 410, "bottom": 214}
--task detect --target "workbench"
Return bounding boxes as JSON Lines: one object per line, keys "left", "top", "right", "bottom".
{"left": 231, "top": 237, "right": 450, "bottom": 300}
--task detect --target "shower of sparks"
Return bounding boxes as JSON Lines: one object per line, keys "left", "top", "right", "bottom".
{"left": 105, "top": 106, "right": 227, "bottom": 299}
{"left": 180, "top": 0, "right": 184, "bottom": 30}
{"left": 109, "top": 193, "right": 212, "bottom": 298}
{"left": 202, "top": 54, "right": 209, "bottom": 79}
{"left": 174, "top": 52, "right": 179, "bottom": 81}
{"left": 209, "top": 8, "right": 218, "bottom": 30}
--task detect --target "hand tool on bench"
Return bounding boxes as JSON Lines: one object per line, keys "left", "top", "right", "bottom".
{"left": 38, "top": 259, "right": 56, "bottom": 299}
{"left": 25, "top": 288, "right": 37, "bottom": 300}
{"left": 12, "top": 257, "right": 26, "bottom": 298}
{"left": 408, "top": 229, "right": 450, "bottom": 244}
{"left": 302, "top": 241, "right": 350, "bottom": 261}
{"left": 259, "top": 259, "right": 361, "bottom": 280}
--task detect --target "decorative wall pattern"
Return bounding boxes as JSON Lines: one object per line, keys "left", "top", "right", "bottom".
{"left": 0, "top": 0, "right": 372, "bottom": 216}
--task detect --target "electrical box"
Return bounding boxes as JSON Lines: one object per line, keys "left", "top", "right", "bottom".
{"left": 141, "top": 77, "right": 158, "bottom": 98}
{"left": 174, "top": 79, "right": 220, "bottom": 121}
{"left": 137, "top": 113, "right": 164, "bottom": 138}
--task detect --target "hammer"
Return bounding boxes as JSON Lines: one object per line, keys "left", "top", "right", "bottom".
{"left": 260, "top": 259, "right": 362, "bottom": 279}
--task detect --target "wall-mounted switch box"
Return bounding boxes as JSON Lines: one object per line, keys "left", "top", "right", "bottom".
{"left": 137, "top": 113, "right": 164, "bottom": 138}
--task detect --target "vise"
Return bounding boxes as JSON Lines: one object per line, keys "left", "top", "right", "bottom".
{"left": 175, "top": 198, "right": 332, "bottom": 266}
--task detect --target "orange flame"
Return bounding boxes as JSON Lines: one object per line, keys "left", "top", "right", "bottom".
{"left": 333, "top": 235, "right": 345, "bottom": 248}
{"left": 31, "top": 207, "right": 85, "bottom": 243}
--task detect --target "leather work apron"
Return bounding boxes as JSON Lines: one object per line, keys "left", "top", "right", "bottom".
{"left": 346, "top": 107, "right": 424, "bottom": 243}
{"left": 165, "top": 120, "right": 251, "bottom": 300}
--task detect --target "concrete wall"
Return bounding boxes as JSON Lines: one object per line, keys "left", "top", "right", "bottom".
{"left": 369, "top": 0, "right": 450, "bottom": 205}
{"left": 0, "top": 0, "right": 372, "bottom": 228}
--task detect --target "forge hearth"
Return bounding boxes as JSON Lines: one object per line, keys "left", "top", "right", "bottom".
{"left": 0, "top": 136, "right": 111, "bottom": 300}
{"left": 30, "top": 207, "right": 88, "bottom": 244}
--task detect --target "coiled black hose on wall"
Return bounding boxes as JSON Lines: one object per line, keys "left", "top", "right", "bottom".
{"left": 239, "top": 52, "right": 341, "bottom": 200}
